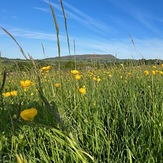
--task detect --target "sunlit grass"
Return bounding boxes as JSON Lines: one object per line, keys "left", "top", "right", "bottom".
{"left": 1, "top": 63, "right": 163, "bottom": 162}
{"left": 1, "top": 0, "right": 163, "bottom": 162}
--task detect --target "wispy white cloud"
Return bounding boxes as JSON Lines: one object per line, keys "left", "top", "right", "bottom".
{"left": 42, "top": 0, "right": 115, "bottom": 35}
{"left": 1, "top": 27, "right": 163, "bottom": 59}
{"left": 0, "top": 28, "right": 60, "bottom": 41}
{"left": 73, "top": 36, "right": 163, "bottom": 59}
{"left": 108, "top": 0, "right": 163, "bottom": 36}
{"left": 2, "top": 9, "right": 7, "bottom": 12}
{"left": 33, "top": 7, "right": 50, "bottom": 13}
{"left": 11, "top": 16, "right": 18, "bottom": 19}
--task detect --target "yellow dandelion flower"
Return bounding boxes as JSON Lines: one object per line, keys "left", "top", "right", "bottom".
{"left": 152, "top": 70, "right": 156, "bottom": 75}
{"left": 152, "top": 65, "right": 156, "bottom": 69}
{"left": 120, "top": 64, "right": 124, "bottom": 67}
{"left": 159, "top": 71, "right": 163, "bottom": 75}
{"left": 93, "top": 77, "right": 97, "bottom": 81}
{"left": 79, "top": 87, "right": 86, "bottom": 94}
{"left": 10, "top": 90, "right": 18, "bottom": 96}
{"left": 55, "top": 83, "right": 60, "bottom": 87}
{"left": 71, "top": 70, "right": 79, "bottom": 75}
{"left": 2, "top": 90, "right": 17, "bottom": 97}
{"left": 40, "top": 66, "right": 51, "bottom": 72}
{"left": 2, "top": 92, "right": 11, "bottom": 97}
{"left": 20, "top": 108, "right": 38, "bottom": 121}
{"left": 144, "top": 70, "right": 149, "bottom": 75}
{"left": 97, "top": 76, "right": 101, "bottom": 83}
{"left": 20, "top": 80, "right": 31, "bottom": 91}
{"left": 75, "top": 74, "right": 82, "bottom": 80}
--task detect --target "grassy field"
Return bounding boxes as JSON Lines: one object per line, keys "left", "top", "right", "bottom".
{"left": 1, "top": 1, "right": 163, "bottom": 162}
{"left": 0, "top": 62, "right": 163, "bottom": 162}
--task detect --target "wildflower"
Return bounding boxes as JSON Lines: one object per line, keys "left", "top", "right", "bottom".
{"left": 2, "top": 92, "right": 11, "bottom": 97}
{"left": 162, "top": 64, "right": 163, "bottom": 68}
{"left": 75, "top": 74, "right": 82, "bottom": 80}
{"left": 120, "top": 64, "right": 124, "bottom": 68}
{"left": 2, "top": 90, "right": 17, "bottom": 97}
{"left": 55, "top": 83, "right": 60, "bottom": 87}
{"left": 152, "top": 70, "right": 156, "bottom": 75}
{"left": 71, "top": 70, "right": 79, "bottom": 75}
{"left": 79, "top": 87, "right": 86, "bottom": 94}
{"left": 144, "top": 70, "right": 149, "bottom": 75}
{"left": 159, "top": 71, "right": 163, "bottom": 75}
{"left": 97, "top": 76, "right": 101, "bottom": 83}
{"left": 152, "top": 65, "right": 156, "bottom": 69}
{"left": 20, "top": 80, "right": 31, "bottom": 91}
{"left": 10, "top": 90, "right": 18, "bottom": 96}
{"left": 93, "top": 77, "right": 97, "bottom": 81}
{"left": 108, "top": 74, "right": 112, "bottom": 78}
{"left": 20, "top": 108, "right": 38, "bottom": 121}
{"left": 40, "top": 66, "right": 51, "bottom": 72}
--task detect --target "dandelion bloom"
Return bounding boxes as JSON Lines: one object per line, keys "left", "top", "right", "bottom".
{"left": 120, "top": 64, "right": 124, "bottom": 67}
{"left": 79, "top": 87, "right": 86, "bottom": 94}
{"left": 10, "top": 90, "right": 18, "bottom": 96}
{"left": 40, "top": 66, "right": 51, "bottom": 72}
{"left": 55, "top": 83, "right": 60, "bottom": 87}
{"left": 152, "top": 70, "right": 156, "bottom": 75}
{"left": 20, "top": 80, "right": 31, "bottom": 91}
{"left": 71, "top": 70, "right": 79, "bottom": 75}
{"left": 93, "top": 77, "right": 97, "bottom": 81}
{"left": 75, "top": 74, "right": 82, "bottom": 80}
{"left": 2, "top": 92, "right": 12, "bottom": 97}
{"left": 152, "top": 65, "right": 156, "bottom": 69}
{"left": 159, "top": 71, "right": 163, "bottom": 75}
{"left": 20, "top": 108, "right": 38, "bottom": 121}
{"left": 144, "top": 70, "right": 149, "bottom": 75}
{"left": 97, "top": 77, "right": 101, "bottom": 83}
{"left": 2, "top": 90, "right": 17, "bottom": 97}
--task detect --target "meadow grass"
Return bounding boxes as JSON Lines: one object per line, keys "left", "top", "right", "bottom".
{"left": 1, "top": 1, "right": 163, "bottom": 162}
{"left": 1, "top": 63, "right": 163, "bottom": 162}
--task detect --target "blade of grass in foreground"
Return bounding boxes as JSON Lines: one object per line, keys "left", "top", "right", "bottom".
{"left": 60, "top": 0, "right": 71, "bottom": 56}
{"left": 49, "top": 3, "right": 60, "bottom": 62}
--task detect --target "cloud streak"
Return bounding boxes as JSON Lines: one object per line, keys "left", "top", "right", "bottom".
{"left": 41, "top": 0, "right": 115, "bottom": 35}
{"left": 0, "top": 28, "right": 65, "bottom": 41}
{"left": 108, "top": 0, "right": 163, "bottom": 36}
{"left": 33, "top": 7, "right": 50, "bottom": 13}
{"left": 73, "top": 36, "right": 163, "bottom": 59}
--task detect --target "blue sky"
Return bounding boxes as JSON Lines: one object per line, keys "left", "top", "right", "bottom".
{"left": 0, "top": 0, "right": 163, "bottom": 59}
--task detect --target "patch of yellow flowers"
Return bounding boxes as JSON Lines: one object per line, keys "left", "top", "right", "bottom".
{"left": 2, "top": 90, "right": 17, "bottom": 97}
{"left": 40, "top": 66, "right": 51, "bottom": 72}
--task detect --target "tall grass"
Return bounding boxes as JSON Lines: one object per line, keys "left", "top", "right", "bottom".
{"left": 1, "top": 1, "right": 163, "bottom": 162}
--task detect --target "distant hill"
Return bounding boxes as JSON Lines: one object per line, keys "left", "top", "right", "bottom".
{"left": 46, "top": 54, "right": 117, "bottom": 61}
